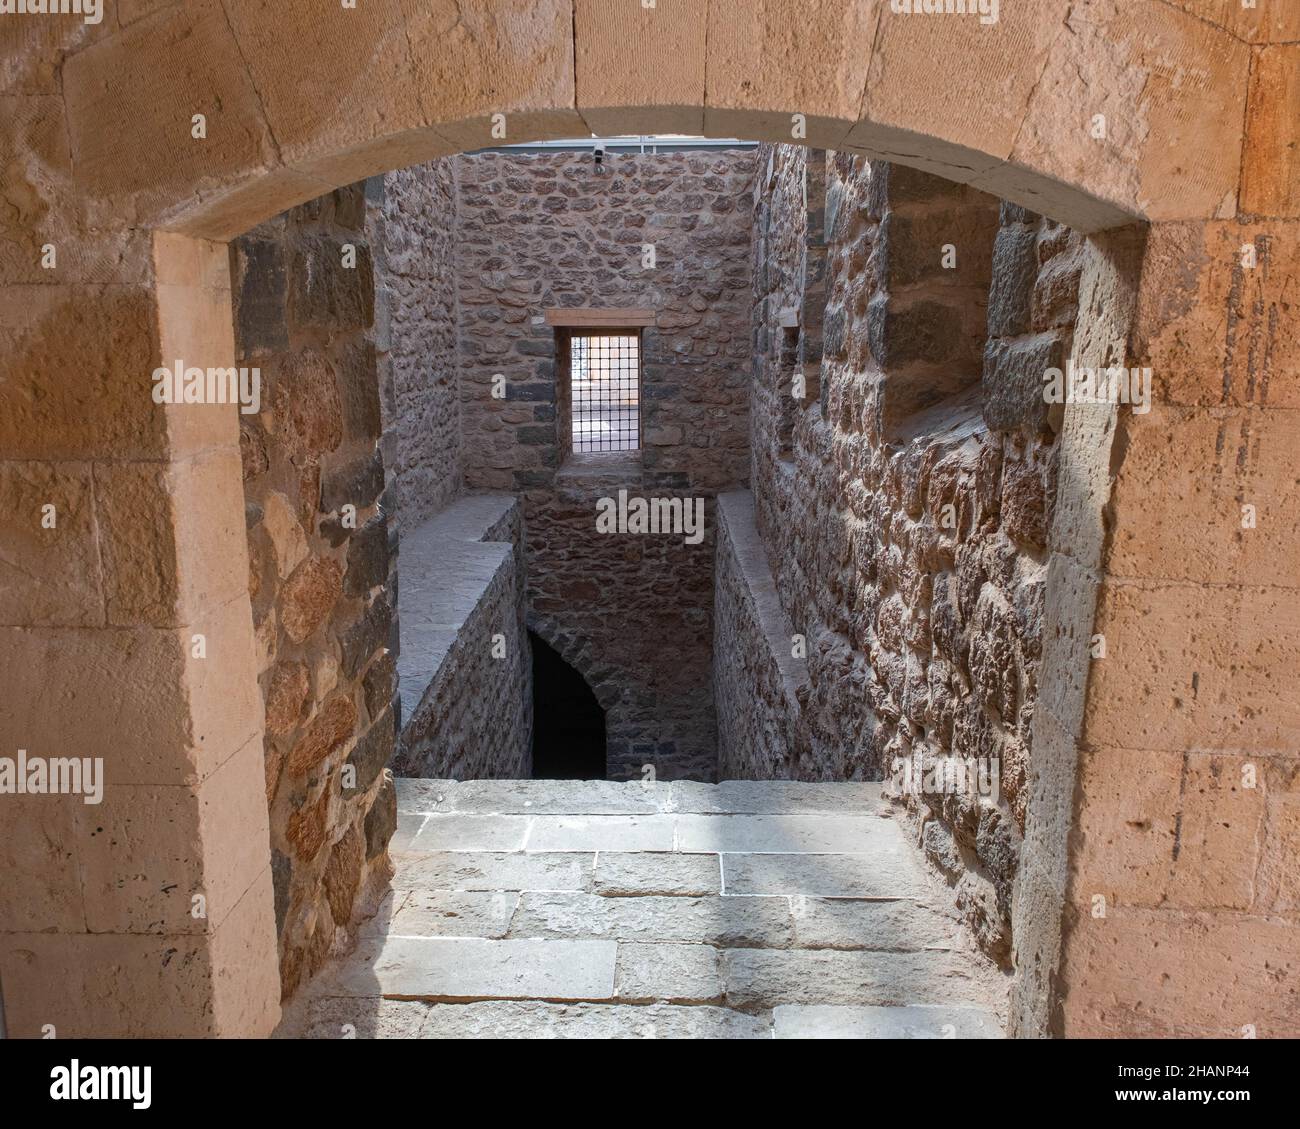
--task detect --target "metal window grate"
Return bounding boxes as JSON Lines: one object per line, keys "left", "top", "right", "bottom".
{"left": 570, "top": 333, "right": 640, "bottom": 453}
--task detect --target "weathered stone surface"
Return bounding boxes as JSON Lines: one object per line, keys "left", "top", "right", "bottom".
{"left": 344, "top": 515, "right": 390, "bottom": 596}
{"left": 789, "top": 898, "right": 957, "bottom": 952}
{"left": 321, "top": 937, "right": 617, "bottom": 1001}
{"left": 773, "top": 1004, "right": 1002, "bottom": 1039}
{"left": 594, "top": 853, "right": 720, "bottom": 897}
{"left": 280, "top": 557, "right": 343, "bottom": 644}
{"left": 615, "top": 943, "right": 722, "bottom": 1004}
{"left": 394, "top": 852, "right": 595, "bottom": 894}
{"left": 418, "top": 1000, "right": 769, "bottom": 1040}
{"left": 320, "top": 450, "right": 385, "bottom": 516}
{"left": 364, "top": 772, "right": 398, "bottom": 861}
{"left": 722, "top": 852, "right": 926, "bottom": 899}
{"left": 723, "top": 948, "right": 987, "bottom": 1009}
{"left": 524, "top": 816, "right": 677, "bottom": 853}
{"left": 345, "top": 711, "right": 396, "bottom": 793}
{"left": 509, "top": 893, "right": 794, "bottom": 948}
{"left": 264, "top": 661, "right": 310, "bottom": 737}
{"left": 409, "top": 815, "right": 534, "bottom": 853}
{"left": 676, "top": 814, "right": 900, "bottom": 855}
{"left": 389, "top": 890, "right": 519, "bottom": 939}
{"left": 287, "top": 695, "right": 357, "bottom": 776}
{"left": 323, "top": 825, "right": 365, "bottom": 927}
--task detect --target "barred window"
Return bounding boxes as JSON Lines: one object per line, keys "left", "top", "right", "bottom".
{"left": 569, "top": 332, "right": 641, "bottom": 453}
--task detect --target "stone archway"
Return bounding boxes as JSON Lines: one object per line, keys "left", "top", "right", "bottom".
{"left": 1, "top": 1, "right": 1295, "bottom": 1038}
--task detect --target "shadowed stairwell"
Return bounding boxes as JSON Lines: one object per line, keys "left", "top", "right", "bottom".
{"left": 529, "top": 631, "right": 607, "bottom": 780}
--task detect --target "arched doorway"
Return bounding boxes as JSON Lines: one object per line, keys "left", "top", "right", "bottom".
{"left": 528, "top": 630, "right": 606, "bottom": 780}
{"left": 2, "top": 1, "right": 1292, "bottom": 1040}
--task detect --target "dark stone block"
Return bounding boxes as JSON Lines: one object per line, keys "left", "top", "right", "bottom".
{"left": 364, "top": 772, "right": 398, "bottom": 859}
{"left": 822, "top": 304, "right": 847, "bottom": 360}
{"left": 516, "top": 338, "right": 555, "bottom": 357}
{"left": 999, "top": 200, "right": 1040, "bottom": 227}
{"left": 344, "top": 515, "right": 390, "bottom": 597}
{"left": 505, "top": 382, "right": 556, "bottom": 403}
{"left": 986, "top": 225, "right": 1038, "bottom": 338}
{"left": 233, "top": 238, "right": 288, "bottom": 353}
{"left": 332, "top": 182, "right": 367, "bottom": 231}
{"left": 517, "top": 425, "right": 554, "bottom": 446}
{"left": 337, "top": 340, "right": 383, "bottom": 441}
{"left": 319, "top": 515, "right": 348, "bottom": 548}
{"left": 320, "top": 449, "right": 384, "bottom": 514}
{"left": 981, "top": 332, "right": 1066, "bottom": 433}
{"left": 347, "top": 711, "right": 395, "bottom": 793}
{"left": 866, "top": 294, "right": 962, "bottom": 367}
{"left": 340, "top": 596, "right": 392, "bottom": 679}
{"left": 288, "top": 235, "right": 374, "bottom": 333}
{"left": 362, "top": 649, "right": 396, "bottom": 723}
{"left": 514, "top": 470, "right": 553, "bottom": 489}
{"left": 271, "top": 847, "right": 292, "bottom": 934}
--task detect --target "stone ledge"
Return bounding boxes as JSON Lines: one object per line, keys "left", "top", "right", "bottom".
{"left": 395, "top": 493, "right": 526, "bottom": 773}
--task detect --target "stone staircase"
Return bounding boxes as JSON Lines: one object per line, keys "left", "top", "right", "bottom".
{"left": 277, "top": 777, "right": 1006, "bottom": 1038}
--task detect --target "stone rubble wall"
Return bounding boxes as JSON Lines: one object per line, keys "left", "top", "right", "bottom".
{"left": 393, "top": 495, "right": 532, "bottom": 779}
{"left": 232, "top": 183, "right": 399, "bottom": 1000}
{"left": 453, "top": 149, "right": 757, "bottom": 780}
{"left": 371, "top": 160, "right": 463, "bottom": 531}
{"left": 713, "top": 490, "right": 810, "bottom": 781}
{"left": 737, "top": 146, "right": 1087, "bottom": 963}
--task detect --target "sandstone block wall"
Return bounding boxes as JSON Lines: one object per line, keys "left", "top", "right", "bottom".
{"left": 232, "top": 183, "right": 398, "bottom": 999}
{"left": 393, "top": 495, "right": 532, "bottom": 780}
{"left": 737, "top": 146, "right": 1087, "bottom": 963}
{"left": 453, "top": 149, "right": 756, "bottom": 780}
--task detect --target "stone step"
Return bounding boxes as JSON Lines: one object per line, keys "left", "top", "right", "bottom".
{"left": 500, "top": 892, "right": 957, "bottom": 952}
{"left": 395, "top": 776, "right": 887, "bottom": 816}
{"left": 773, "top": 1003, "right": 1003, "bottom": 1039}
{"left": 318, "top": 936, "right": 617, "bottom": 1002}
{"left": 286, "top": 996, "right": 1002, "bottom": 1039}
{"left": 275, "top": 776, "right": 1007, "bottom": 1037}
{"left": 399, "top": 811, "right": 910, "bottom": 855}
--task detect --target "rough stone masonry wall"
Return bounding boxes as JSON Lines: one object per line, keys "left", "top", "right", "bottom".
{"left": 454, "top": 150, "right": 754, "bottom": 780}
{"left": 231, "top": 183, "right": 399, "bottom": 999}
{"left": 736, "top": 146, "right": 1088, "bottom": 964}
{"left": 370, "top": 159, "right": 463, "bottom": 530}
{"left": 394, "top": 495, "right": 532, "bottom": 780}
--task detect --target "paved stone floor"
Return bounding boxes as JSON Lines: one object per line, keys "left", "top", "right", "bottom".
{"left": 277, "top": 778, "right": 1007, "bottom": 1038}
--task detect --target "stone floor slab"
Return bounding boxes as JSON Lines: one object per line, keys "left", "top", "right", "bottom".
{"left": 615, "top": 942, "right": 723, "bottom": 1003}
{"left": 773, "top": 1003, "right": 1003, "bottom": 1039}
{"left": 393, "top": 851, "right": 594, "bottom": 893}
{"left": 524, "top": 815, "right": 676, "bottom": 852}
{"left": 723, "top": 948, "right": 988, "bottom": 1009}
{"left": 676, "top": 813, "right": 901, "bottom": 854}
{"left": 438, "top": 779, "right": 671, "bottom": 815}
{"left": 408, "top": 814, "right": 533, "bottom": 852}
{"left": 388, "top": 890, "right": 520, "bottom": 939}
{"left": 321, "top": 936, "right": 617, "bottom": 1001}
{"left": 279, "top": 777, "right": 1004, "bottom": 1037}
{"left": 509, "top": 893, "right": 794, "bottom": 947}
{"left": 288, "top": 997, "right": 432, "bottom": 1040}
{"left": 722, "top": 850, "right": 926, "bottom": 898}
{"left": 417, "top": 1000, "right": 771, "bottom": 1039}
{"left": 593, "top": 852, "right": 721, "bottom": 896}
{"left": 395, "top": 778, "right": 454, "bottom": 814}
{"left": 671, "top": 780, "right": 885, "bottom": 814}
{"left": 788, "top": 896, "right": 958, "bottom": 951}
